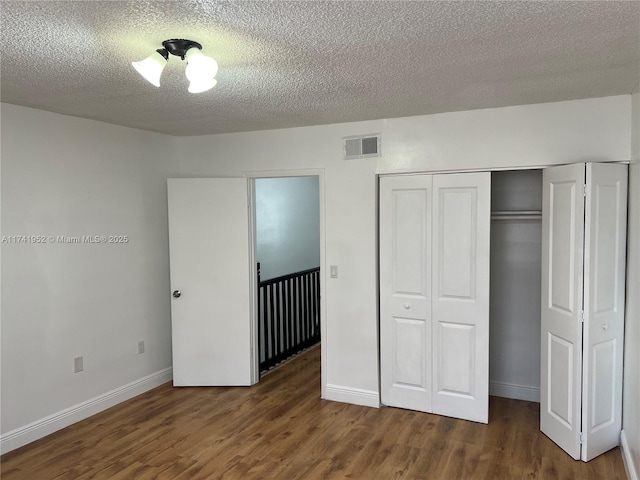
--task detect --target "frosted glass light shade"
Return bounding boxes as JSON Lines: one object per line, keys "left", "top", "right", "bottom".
{"left": 188, "top": 78, "right": 218, "bottom": 94}
{"left": 132, "top": 51, "right": 168, "bottom": 87}
{"left": 184, "top": 47, "right": 218, "bottom": 92}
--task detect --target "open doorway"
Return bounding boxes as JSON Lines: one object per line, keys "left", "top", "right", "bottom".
{"left": 254, "top": 176, "right": 321, "bottom": 376}
{"left": 167, "top": 172, "right": 326, "bottom": 391}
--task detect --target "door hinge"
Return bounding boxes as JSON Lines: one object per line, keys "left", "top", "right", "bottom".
{"left": 583, "top": 184, "right": 587, "bottom": 197}
{"left": 579, "top": 432, "right": 584, "bottom": 445}
{"left": 579, "top": 310, "right": 585, "bottom": 323}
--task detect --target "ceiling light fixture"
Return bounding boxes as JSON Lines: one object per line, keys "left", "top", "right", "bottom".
{"left": 132, "top": 49, "right": 168, "bottom": 87}
{"left": 132, "top": 39, "right": 218, "bottom": 93}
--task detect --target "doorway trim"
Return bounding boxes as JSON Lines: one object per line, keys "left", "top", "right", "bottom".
{"left": 244, "top": 168, "right": 327, "bottom": 399}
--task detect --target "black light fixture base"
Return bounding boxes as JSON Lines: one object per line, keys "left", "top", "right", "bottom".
{"left": 156, "top": 48, "right": 169, "bottom": 61}
{"left": 162, "top": 39, "right": 202, "bottom": 59}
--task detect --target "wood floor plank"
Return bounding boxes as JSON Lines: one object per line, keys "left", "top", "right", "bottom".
{"left": 1, "top": 345, "right": 628, "bottom": 479}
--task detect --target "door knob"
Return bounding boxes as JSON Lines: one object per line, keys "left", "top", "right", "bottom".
{"left": 602, "top": 324, "right": 608, "bottom": 331}
{"left": 173, "top": 290, "right": 181, "bottom": 298}
{"left": 404, "top": 303, "right": 411, "bottom": 309}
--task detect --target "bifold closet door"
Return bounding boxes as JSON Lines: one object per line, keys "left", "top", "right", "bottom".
{"left": 380, "top": 174, "right": 433, "bottom": 412}
{"left": 581, "top": 163, "right": 627, "bottom": 461}
{"left": 541, "top": 163, "right": 627, "bottom": 462}
{"left": 431, "top": 172, "right": 491, "bottom": 423}
{"left": 380, "top": 172, "right": 490, "bottom": 423}
{"left": 540, "top": 163, "right": 585, "bottom": 459}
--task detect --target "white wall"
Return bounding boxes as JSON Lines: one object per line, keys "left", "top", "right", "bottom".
{"left": 377, "top": 97, "right": 630, "bottom": 174}
{"left": 623, "top": 82, "right": 640, "bottom": 479}
{"left": 174, "top": 95, "right": 631, "bottom": 405}
{"left": 256, "top": 176, "right": 320, "bottom": 280}
{"left": 1, "top": 104, "right": 178, "bottom": 451}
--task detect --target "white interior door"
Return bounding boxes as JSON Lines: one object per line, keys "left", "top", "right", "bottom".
{"left": 581, "top": 163, "right": 627, "bottom": 461}
{"left": 541, "top": 163, "right": 585, "bottom": 459}
{"left": 431, "top": 172, "right": 491, "bottom": 423}
{"left": 167, "top": 178, "right": 256, "bottom": 387}
{"left": 380, "top": 174, "right": 433, "bottom": 412}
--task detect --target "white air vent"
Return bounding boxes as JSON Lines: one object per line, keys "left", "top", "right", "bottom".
{"left": 343, "top": 134, "right": 381, "bottom": 160}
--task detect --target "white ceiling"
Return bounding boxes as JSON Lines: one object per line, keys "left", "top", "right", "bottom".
{"left": 1, "top": 1, "right": 639, "bottom": 137}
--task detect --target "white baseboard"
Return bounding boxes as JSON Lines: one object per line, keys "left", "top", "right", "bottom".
{"left": 622, "top": 430, "right": 639, "bottom": 480}
{"left": 324, "top": 384, "right": 380, "bottom": 408}
{"left": 490, "top": 381, "right": 540, "bottom": 403}
{"left": 0, "top": 367, "right": 173, "bottom": 454}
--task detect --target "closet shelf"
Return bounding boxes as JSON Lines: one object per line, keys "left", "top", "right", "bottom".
{"left": 491, "top": 210, "right": 542, "bottom": 222}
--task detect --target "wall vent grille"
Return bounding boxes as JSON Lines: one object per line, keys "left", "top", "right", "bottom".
{"left": 343, "top": 134, "right": 381, "bottom": 160}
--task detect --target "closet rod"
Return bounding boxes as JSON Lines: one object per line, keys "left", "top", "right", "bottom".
{"left": 491, "top": 210, "right": 542, "bottom": 221}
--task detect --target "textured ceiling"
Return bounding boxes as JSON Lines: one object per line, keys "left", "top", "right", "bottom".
{"left": 1, "top": 1, "right": 639, "bottom": 136}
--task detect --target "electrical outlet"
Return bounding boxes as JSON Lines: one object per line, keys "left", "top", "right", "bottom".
{"left": 138, "top": 341, "right": 145, "bottom": 354}
{"left": 74, "top": 356, "right": 83, "bottom": 373}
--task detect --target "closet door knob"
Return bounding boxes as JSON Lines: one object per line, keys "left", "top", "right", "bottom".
{"left": 404, "top": 303, "right": 411, "bottom": 309}
{"left": 602, "top": 324, "right": 608, "bottom": 331}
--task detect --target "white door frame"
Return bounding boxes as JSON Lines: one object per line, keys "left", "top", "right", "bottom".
{"left": 244, "top": 168, "right": 327, "bottom": 397}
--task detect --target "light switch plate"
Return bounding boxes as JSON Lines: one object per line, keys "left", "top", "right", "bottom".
{"left": 74, "top": 356, "right": 83, "bottom": 373}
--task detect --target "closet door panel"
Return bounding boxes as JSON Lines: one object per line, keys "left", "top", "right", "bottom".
{"left": 541, "top": 163, "right": 585, "bottom": 460}
{"left": 432, "top": 172, "right": 490, "bottom": 423}
{"left": 380, "top": 175, "right": 432, "bottom": 412}
{"left": 582, "top": 163, "right": 627, "bottom": 461}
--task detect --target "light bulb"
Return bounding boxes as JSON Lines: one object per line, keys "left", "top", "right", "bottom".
{"left": 184, "top": 47, "right": 218, "bottom": 90}
{"left": 132, "top": 49, "right": 168, "bottom": 87}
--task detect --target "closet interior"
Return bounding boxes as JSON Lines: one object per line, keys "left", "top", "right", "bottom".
{"left": 489, "top": 169, "right": 543, "bottom": 403}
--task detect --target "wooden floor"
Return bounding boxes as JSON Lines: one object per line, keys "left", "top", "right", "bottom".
{"left": 1, "top": 346, "right": 627, "bottom": 479}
